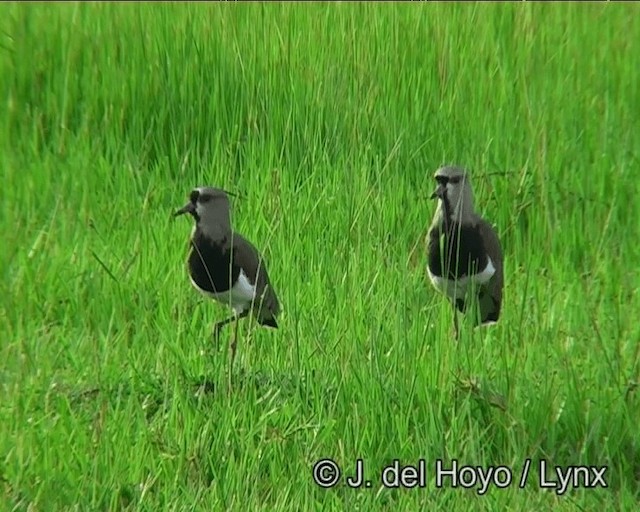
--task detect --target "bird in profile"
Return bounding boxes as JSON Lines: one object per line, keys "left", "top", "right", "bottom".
{"left": 174, "top": 187, "right": 280, "bottom": 375}
{"left": 426, "top": 166, "right": 503, "bottom": 339}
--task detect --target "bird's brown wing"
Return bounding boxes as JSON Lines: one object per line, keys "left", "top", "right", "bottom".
{"left": 476, "top": 217, "right": 503, "bottom": 323}
{"left": 232, "top": 233, "right": 280, "bottom": 323}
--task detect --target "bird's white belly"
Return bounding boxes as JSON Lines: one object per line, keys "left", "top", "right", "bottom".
{"left": 191, "top": 270, "right": 256, "bottom": 315}
{"left": 428, "top": 258, "right": 496, "bottom": 300}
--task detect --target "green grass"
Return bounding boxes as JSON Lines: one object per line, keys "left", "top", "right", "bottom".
{"left": 1, "top": 2, "right": 639, "bottom": 510}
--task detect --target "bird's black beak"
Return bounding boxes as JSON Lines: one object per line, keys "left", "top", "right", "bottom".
{"left": 173, "top": 202, "right": 196, "bottom": 217}
{"left": 430, "top": 184, "right": 446, "bottom": 200}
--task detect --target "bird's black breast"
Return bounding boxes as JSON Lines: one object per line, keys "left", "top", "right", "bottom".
{"left": 188, "top": 230, "right": 240, "bottom": 294}
{"left": 427, "top": 223, "right": 489, "bottom": 280}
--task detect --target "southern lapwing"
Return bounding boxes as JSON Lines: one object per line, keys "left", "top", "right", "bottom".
{"left": 426, "top": 166, "right": 503, "bottom": 338}
{"left": 174, "top": 187, "right": 280, "bottom": 372}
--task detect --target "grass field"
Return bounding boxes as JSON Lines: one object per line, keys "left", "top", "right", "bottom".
{"left": 1, "top": 2, "right": 639, "bottom": 510}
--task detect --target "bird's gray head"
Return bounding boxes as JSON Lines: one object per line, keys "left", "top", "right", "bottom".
{"left": 430, "top": 166, "right": 475, "bottom": 223}
{"left": 174, "top": 187, "right": 232, "bottom": 237}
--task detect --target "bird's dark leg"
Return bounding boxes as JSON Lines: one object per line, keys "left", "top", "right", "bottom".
{"left": 213, "top": 310, "right": 249, "bottom": 343}
{"left": 213, "top": 316, "right": 236, "bottom": 343}
{"left": 225, "top": 310, "right": 248, "bottom": 392}
{"left": 230, "top": 316, "right": 240, "bottom": 370}
{"left": 227, "top": 318, "right": 237, "bottom": 393}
